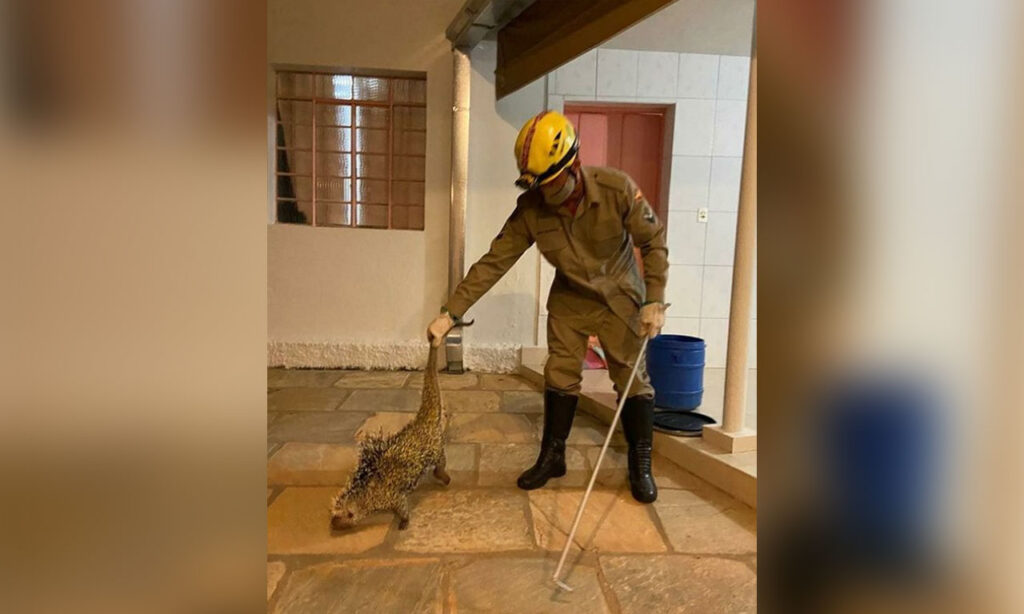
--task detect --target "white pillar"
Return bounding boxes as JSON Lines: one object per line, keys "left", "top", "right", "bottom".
{"left": 446, "top": 48, "right": 471, "bottom": 372}
{"left": 703, "top": 51, "right": 758, "bottom": 454}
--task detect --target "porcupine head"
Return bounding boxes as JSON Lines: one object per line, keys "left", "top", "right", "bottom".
{"left": 329, "top": 430, "right": 392, "bottom": 530}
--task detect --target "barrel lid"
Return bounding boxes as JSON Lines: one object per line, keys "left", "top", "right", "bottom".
{"left": 653, "top": 411, "right": 716, "bottom": 437}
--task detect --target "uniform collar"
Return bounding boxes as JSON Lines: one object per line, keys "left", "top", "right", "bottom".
{"left": 580, "top": 166, "right": 601, "bottom": 208}
{"left": 570, "top": 166, "right": 600, "bottom": 218}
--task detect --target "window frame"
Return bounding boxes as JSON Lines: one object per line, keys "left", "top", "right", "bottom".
{"left": 273, "top": 65, "right": 427, "bottom": 230}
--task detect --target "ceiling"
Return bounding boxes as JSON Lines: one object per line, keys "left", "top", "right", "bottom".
{"left": 602, "top": 0, "right": 755, "bottom": 57}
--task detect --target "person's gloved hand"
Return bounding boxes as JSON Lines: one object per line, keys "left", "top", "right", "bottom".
{"left": 427, "top": 312, "right": 455, "bottom": 347}
{"left": 639, "top": 302, "right": 666, "bottom": 339}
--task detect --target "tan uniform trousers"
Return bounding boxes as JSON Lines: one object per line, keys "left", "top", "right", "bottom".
{"left": 545, "top": 309, "right": 653, "bottom": 399}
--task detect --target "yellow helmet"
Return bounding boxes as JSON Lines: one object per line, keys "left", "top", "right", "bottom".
{"left": 513, "top": 110, "right": 579, "bottom": 190}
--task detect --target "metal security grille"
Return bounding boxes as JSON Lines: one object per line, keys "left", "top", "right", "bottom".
{"left": 275, "top": 70, "right": 427, "bottom": 230}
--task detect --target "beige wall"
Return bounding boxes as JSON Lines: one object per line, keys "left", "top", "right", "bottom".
{"left": 267, "top": 0, "right": 463, "bottom": 347}
{"left": 463, "top": 41, "right": 546, "bottom": 347}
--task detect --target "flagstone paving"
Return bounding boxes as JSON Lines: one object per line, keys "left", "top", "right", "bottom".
{"left": 450, "top": 557, "right": 610, "bottom": 613}
{"left": 500, "top": 390, "right": 544, "bottom": 414}
{"left": 268, "top": 387, "right": 352, "bottom": 412}
{"left": 354, "top": 411, "right": 416, "bottom": 441}
{"left": 548, "top": 413, "right": 628, "bottom": 446}
{"left": 268, "top": 411, "right": 368, "bottom": 443}
{"left": 267, "top": 443, "right": 358, "bottom": 485}
{"left": 449, "top": 412, "right": 537, "bottom": 443}
{"left": 440, "top": 442, "right": 477, "bottom": 484}
{"left": 267, "top": 487, "right": 391, "bottom": 555}
{"left": 406, "top": 371, "right": 479, "bottom": 390}
{"left": 585, "top": 445, "right": 631, "bottom": 487}
{"left": 478, "top": 443, "right": 589, "bottom": 487}
{"left": 268, "top": 368, "right": 343, "bottom": 388}
{"left": 267, "top": 368, "right": 756, "bottom": 613}
{"left": 442, "top": 389, "right": 502, "bottom": 413}
{"left": 270, "top": 559, "right": 444, "bottom": 614}
{"left": 394, "top": 489, "right": 534, "bottom": 553}
{"left": 651, "top": 489, "right": 757, "bottom": 555}
{"left": 332, "top": 370, "right": 410, "bottom": 389}
{"left": 478, "top": 373, "right": 537, "bottom": 390}
{"left": 651, "top": 453, "right": 716, "bottom": 491}
{"left": 529, "top": 489, "right": 669, "bottom": 553}
{"left": 600, "top": 555, "right": 757, "bottom": 613}
{"left": 267, "top": 561, "right": 286, "bottom": 600}
{"left": 339, "top": 388, "right": 422, "bottom": 412}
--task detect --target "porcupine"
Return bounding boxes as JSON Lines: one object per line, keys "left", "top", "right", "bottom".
{"left": 330, "top": 345, "right": 450, "bottom": 531}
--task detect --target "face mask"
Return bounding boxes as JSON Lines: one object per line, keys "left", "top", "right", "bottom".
{"left": 541, "top": 170, "right": 577, "bottom": 206}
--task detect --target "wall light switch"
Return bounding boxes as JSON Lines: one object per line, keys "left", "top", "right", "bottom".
{"left": 697, "top": 208, "right": 708, "bottom": 223}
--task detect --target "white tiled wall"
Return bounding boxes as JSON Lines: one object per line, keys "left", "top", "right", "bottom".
{"left": 637, "top": 51, "right": 678, "bottom": 98}
{"left": 704, "top": 211, "right": 738, "bottom": 266}
{"left": 550, "top": 51, "right": 597, "bottom": 96}
{"left": 663, "top": 265, "right": 703, "bottom": 317}
{"left": 716, "top": 56, "right": 751, "bottom": 100}
{"left": 709, "top": 157, "right": 742, "bottom": 212}
{"left": 700, "top": 265, "right": 734, "bottom": 318}
{"left": 545, "top": 48, "right": 756, "bottom": 396}
{"left": 668, "top": 156, "right": 711, "bottom": 211}
{"left": 676, "top": 53, "right": 719, "bottom": 98}
{"left": 672, "top": 99, "right": 716, "bottom": 155}
{"left": 712, "top": 100, "right": 748, "bottom": 156}
{"left": 666, "top": 213, "right": 706, "bottom": 265}
{"left": 596, "top": 49, "right": 639, "bottom": 97}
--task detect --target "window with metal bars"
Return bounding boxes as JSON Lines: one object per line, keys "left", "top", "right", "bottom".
{"left": 274, "top": 70, "right": 427, "bottom": 230}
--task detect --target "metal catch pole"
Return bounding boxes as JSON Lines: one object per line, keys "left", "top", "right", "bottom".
{"left": 552, "top": 335, "right": 651, "bottom": 591}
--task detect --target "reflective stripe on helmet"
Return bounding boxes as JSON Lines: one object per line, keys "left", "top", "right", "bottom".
{"left": 518, "top": 111, "right": 549, "bottom": 172}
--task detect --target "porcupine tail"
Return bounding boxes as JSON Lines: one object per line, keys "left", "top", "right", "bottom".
{"left": 420, "top": 342, "right": 443, "bottom": 426}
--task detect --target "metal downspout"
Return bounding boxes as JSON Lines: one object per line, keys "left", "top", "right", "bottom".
{"left": 446, "top": 47, "right": 471, "bottom": 373}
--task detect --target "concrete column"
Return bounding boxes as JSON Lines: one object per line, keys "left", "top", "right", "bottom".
{"left": 445, "top": 48, "right": 471, "bottom": 373}
{"left": 703, "top": 51, "right": 758, "bottom": 454}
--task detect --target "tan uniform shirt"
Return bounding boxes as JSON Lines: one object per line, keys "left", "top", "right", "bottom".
{"left": 445, "top": 166, "right": 668, "bottom": 333}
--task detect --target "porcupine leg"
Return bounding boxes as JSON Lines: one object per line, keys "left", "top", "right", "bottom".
{"left": 432, "top": 449, "right": 451, "bottom": 486}
{"left": 394, "top": 497, "right": 411, "bottom": 530}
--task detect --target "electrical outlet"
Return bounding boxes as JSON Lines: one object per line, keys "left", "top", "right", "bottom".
{"left": 697, "top": 208, "right": 708, "bottom": 223}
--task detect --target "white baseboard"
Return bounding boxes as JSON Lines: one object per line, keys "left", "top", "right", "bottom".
{"left": 268, "top": 341, "right": 522, "bottom": 373}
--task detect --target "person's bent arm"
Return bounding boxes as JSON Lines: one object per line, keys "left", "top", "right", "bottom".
{"left": 622, "top": 178, "right": 669, "bottom": 337}
{"left": 621, "top": 178, "right": 668, "bottom": 305}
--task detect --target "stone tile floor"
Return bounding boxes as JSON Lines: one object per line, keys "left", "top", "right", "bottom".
{"left": 267, "top": 368, "right": 756, "bottom": 613}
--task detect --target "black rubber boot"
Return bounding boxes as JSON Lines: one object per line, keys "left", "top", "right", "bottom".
{"left": 517, "top": 389, "right": 578, "bottom": 490}
{"left": 621, "top": 395, "right": 658, "bottom": 503}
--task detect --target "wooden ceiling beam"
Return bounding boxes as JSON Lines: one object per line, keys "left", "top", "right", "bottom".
{"left": 496, "top": 0, "right": 675, "bottom": 99}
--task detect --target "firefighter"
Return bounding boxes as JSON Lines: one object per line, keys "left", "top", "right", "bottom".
{"left": 428, "top": 110, "right": 668, "bottom": 503}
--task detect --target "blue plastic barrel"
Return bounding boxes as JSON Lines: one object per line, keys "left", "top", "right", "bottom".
{"left": 647, "top": 335, "right": 706, "bottom": 410}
